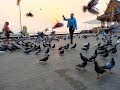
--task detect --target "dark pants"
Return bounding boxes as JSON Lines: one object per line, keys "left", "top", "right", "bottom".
{"left": 69, "top": 26, "right": 75, "bottom": 44}
{"left": 5, "top": 32, "right": 10, "bottom": 39}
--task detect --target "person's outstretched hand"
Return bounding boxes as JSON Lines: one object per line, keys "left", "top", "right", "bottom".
{"left": 62, "top": 15, "right": 65, "bottom": 18}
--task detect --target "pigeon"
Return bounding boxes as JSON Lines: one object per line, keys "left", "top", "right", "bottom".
{"left": 11, "top": 43, "right": 20, "bottom": 49}
{"left": 25, "top": 42, "right": 29, "bottom": 47}
{"left": 84, "top": 43, "right": 90, "bottom": 47}
{"left": 96, "top": 37, "right": 99, "bottom": 40}
{"left": 101, "top": 52, "right": 109, "bottom": 57}
{"left": 35, "top": 49, "right": 42, "bottom": 55}
{"left": 64, "top": 44, "right": 69, "bottom": 50}
{"left": 78, "top": 36, "right": 80, "bottom": 38}
{"left": 0, "top": 45, "right": 8, "bottom": 51}
{"left": 106, "top": 42, "right": 112, "bottom": 46}
{"left": 51, "top": 44, "right": 55, "bottom": 48}
{"left": 43, "top": 43, "right": 47, "bottom": 47}
{"left": 37, "top": 45, "right": 41, "bottom": 49}
{"left": 117, "top": 39, "right": 120, "bottom": 44}
{"left": 55, "top": 38, "right": 59, "bottom": 41}
{"left": 98, "top": 48, "right": 108, "bottom": 54}
{"left": 80, "top": 53, "right": 89, "bottom": 62}
{"left": 34, "top": 44, "right": 38, "bottom": 51}
{"left": 49, "top": 43, "right": 51, "bottom": 47}
{"left": 52, "top": 22, "right": 63, "bottom": 29}
{"left": 89, "top": 50, "right": 97, "bottom": 61}
{"left": 75, "top": 61, "right": 87, "bottom": 71}
{"left": 111, "top": 49, "right": 117, "bottom": 54}
{"left": 45, "top": 48, "right": 49, "bottom": 55}
{"left": 7, "top": 44, "right": 18, "bottom": 52}
{"left": 58, "top": 46, "right": 63, "bottom": 50}
{"left": 45, "top": 42, "right": 49, "bottom": 46}
{"left": 82, "top": 35, "right": 87, "bottom": 39}
{"left": 83, "top": 0, "right": 99, "bottom": 14}
{"left": 109, "top": 45, "right": 117, "bottom": 51}
{"left": 98, "top": 45, "right": 107, "bottom": 50}
{"left": 39, "top": 55, "right": 49, "bottom": 64}
{"left": 94, "top": 61, "right": 106, "bottom": 79}
{"left": 25, "top": 47, "right": 31, "bottom": 51}
{"left": 60, "top": 49, "right": 64, "bottom": 55}
{"left": 95, "top": 42, "right": 101, "bottom": 47}
{"left": 71, "top": 43, "right": 77, "bottom": 49}
{"left": 26, "top": 12, "right": 34, "bottom": 17}
{"left": 81, "top": 46, "right": 89, "bottom": 51}
{"left": 101, "top": 58, "right": 115, "bottom": 73}
{"left": 24, "top": 48, "right": 33, "bottom": 54}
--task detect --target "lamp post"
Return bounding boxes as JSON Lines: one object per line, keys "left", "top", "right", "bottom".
{"left": 17, "top": 0, "right": 22, "bottom": 36}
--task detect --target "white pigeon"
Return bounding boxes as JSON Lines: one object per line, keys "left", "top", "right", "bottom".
{"left": 117, "top": 39, "right": 120, "bottom": 44}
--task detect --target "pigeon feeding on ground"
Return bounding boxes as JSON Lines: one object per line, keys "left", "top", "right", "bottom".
{"left": 45, "top": 48, "right": 49, "bottom": 55}
{"left": 49, "top": 43, "right": 51, "bottom": 48}
{"left": 24, "top": 48, "right": 33, "bottom": 54}
{"left": 75, "top": 61, "right": 87, "bottom": 71}
{"left": 89, "top": 50, "right": 97, "bottom": 61}
{"left": 95, "top": 42, "right": 101, "bottom": 47}
{"left": 101, "top": 58, "right": 115, "bottom": 73}
{"left": 58, "top": 46, "right": 63, "bottom": 50}
{"left": 111, "top": 49, "right": 117, "bottom": 54}
{"left": 0, "top": 45, "right": 8, "bottom": 51}
{"left": 51, "top": 44, "right": 55, "bottom": 48}
{"left": 60, "top": 49, "right": 64, "bottom": 55}
{"left": 84, "top": 43, "right": 90, "bottom": 47}
{"left": 81, "top": 46, "right": 89, "bottom": 51}
{"left": 35, "top": 49, "right": 42, "bottom": 55}
{"left": 98, "top": 45, "right": 107, "bottom": 50}
{"left": 43, "top": 43, "right": 48, "bottom": 47}
{"left": 80, "top": 53, "right": 89, "bottom": 62}
{"left": 98, "top": 48, "right": 108, "bottom": 54}
{"left": 100, "top": 52, "right": 109, "bottom": 57}
{"left": 39, "top": 55, "right": 50, "bottom": 64}
{"left": 71, "top": 43, "right": 77, "bottom": 49}
{"left": 94, "top": 61, "right": 106, "bottom": 79}
{"left": 109, "top": 45, "right": 117, "bottom": 54}
{"left": 81, "top": 43, "right": 90, "bottom": 51}
{"left": 64, "top": 44, "right": 69, "bottom": 50}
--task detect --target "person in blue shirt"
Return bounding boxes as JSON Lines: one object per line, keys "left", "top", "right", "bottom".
{"left": 62, "top": 13, "right": 77, "bottom": 44}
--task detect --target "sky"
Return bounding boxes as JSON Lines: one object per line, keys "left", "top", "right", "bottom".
{"left": 0, "top": 0, "right": 111, "bottom": 34}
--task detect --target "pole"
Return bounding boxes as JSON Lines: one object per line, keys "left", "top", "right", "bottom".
{"left": 19, "top": 4, "right": 22, "bottom": 31}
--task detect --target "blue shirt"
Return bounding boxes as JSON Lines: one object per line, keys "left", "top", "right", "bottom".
{"left": 63, "top": 17, "right": 77, "bottom": 30}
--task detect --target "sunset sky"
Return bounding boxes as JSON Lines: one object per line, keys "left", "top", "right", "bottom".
{"left": 0, "top": 0, "right": 111, "bottom": 34}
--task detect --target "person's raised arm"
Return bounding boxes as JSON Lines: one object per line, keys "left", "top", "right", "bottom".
{"left": 62, "top": 15, "right": 69, "bottom": 21}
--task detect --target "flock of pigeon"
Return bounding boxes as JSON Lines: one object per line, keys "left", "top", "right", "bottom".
{"left": 76, "top": 34, "right": 119, "bottom": 79}
{"left": 0, "top": 33, "right": 120, "bottom": 79}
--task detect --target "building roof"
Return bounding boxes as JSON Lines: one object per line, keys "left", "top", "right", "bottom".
{"left": 97, "top": 0, "right": 120, "bottom": 21}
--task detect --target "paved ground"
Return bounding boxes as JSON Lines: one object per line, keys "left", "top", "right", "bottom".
{"left": 0, "top": 35, "right": 120, "bottom": 90}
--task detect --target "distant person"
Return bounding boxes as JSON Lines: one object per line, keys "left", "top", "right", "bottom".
{"left": 62, "top": 13, "right": 77, "bottom": 44}
{"left": 20, "top": 26, "right": 29, "bottom": 40}
{"left": 3, "top": 22, "right": 11, "bottom": 44}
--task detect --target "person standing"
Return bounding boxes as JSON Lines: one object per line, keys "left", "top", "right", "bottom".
{"left": 62, "top": 13, "right": 77, "bottom": 44}
{"left": 3, "top": 22, "right": 10, "bottom": 44}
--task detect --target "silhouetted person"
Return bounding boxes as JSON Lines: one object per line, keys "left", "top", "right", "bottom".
{"left": 63, "top": 13, "right": 77, "bottom": 44}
